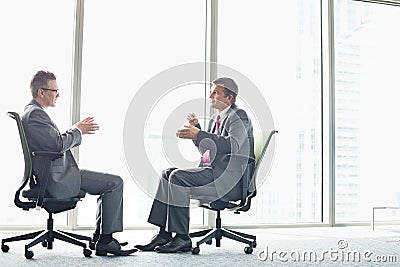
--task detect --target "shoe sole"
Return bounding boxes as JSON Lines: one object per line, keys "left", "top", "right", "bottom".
{"left": 134, "top": 246, "right": 156, "bottom": 252}
{"left": 95, "top": 248, "right": 138, "bottom": 256}
{"left": 156, "top": 246, "right": 192, "bottom": 253}
{"left": 134, "top": 241, "right": 171, "bottom": 252}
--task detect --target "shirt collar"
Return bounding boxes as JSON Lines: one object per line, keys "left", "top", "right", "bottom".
{"left": 217, "top": 105, "right": 230, "bottom": 122}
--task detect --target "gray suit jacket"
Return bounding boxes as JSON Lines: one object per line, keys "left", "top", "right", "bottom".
{"left": 22, "top": 100, "right": 81, "bottom": 199}
{"left": 194, "top": 105, "right": 255, "bottom": 199}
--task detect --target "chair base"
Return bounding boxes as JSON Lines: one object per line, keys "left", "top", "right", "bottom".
{"left": 189, "top": 211, "right": 257, "bottom": 254}
{"left": 1, "top": 213, "right": 93, "bottom": 259}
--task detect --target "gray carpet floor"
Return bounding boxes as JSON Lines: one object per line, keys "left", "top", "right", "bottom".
{"left": 1, "top": 226, "right": 400, "bottom": 266}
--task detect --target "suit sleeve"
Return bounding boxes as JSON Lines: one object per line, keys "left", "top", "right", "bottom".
{"left": 26, "top": 109, "right": 82, "bottom": 153}
{"left": 192, "top": 123, "right": 202, "bottom": 146}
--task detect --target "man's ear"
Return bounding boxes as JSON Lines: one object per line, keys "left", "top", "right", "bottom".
{"left": 227, "top": 94, "right": 233, "bottom": 104}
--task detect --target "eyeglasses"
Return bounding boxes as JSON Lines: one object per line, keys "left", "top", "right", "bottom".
{"left": 41, "top": 88, "right": 59, "bottom": 94}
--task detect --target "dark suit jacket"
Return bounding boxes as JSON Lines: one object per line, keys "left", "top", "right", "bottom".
{"left": 22, "top": 99, "right": 81, "bottom": 199}
{"left": 193, "top": 105, "right": 255, "bottom": 199}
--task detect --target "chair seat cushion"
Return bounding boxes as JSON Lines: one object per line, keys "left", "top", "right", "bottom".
{"left": 207, "top": 199, "right": 238, "bottom": 210}
{"left": 190, "top": 185, "right": 242, "bottom": 211}
{"left": 22, "top": 187, "right": 86, "bottom": 200}
{"left": 22, "top": 187, "right": 86, "bottom": 214}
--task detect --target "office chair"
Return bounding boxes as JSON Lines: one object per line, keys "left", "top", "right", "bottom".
{"left": 189, "top": 130, "right": 278, "bottom": 254}
{"left": 1, "top": 112, "right": 93, "bottom": 259}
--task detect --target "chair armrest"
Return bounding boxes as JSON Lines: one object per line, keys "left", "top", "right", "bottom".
{"left": 228, "top": 153, "right": 256, "bottom": 162}
{"left": 32, "top": 151, "right": 63, "bottom": 160}
{"left": 32, "top": 151, "right": 63, "bottom": 209}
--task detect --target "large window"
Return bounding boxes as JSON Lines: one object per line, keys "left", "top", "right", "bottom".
{"left": 77, "top": 0, "right": 207, "bottom": 227}
{"left": 334, "top": 0, "right": 400, "bottom": 222}
{"left": 0, "top": 0, "right": 75, "bottom": 227}
{"left": 218, "top": 0, "right": 323, "bottom": 224}
{"left": 3, "top": 0, "right": 400, "bottom": 230}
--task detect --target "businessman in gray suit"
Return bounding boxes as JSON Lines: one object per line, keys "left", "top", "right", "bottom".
{"left": 22, "top": 70, "right": 136, "bottom": 256}
{"left": 135, "top": 77, "right": 255, "bottom": 253}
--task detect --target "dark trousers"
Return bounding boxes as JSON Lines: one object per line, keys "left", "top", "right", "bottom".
{"left": 148, "top": 167, "right": 216, "bottom": 234}
{"left": 80, "top": 169, "right": 124, "bottom": 235}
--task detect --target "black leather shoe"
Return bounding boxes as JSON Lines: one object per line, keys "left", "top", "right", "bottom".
{"left": 155, "top": 236, "right": 192, "bottom": 253}
{"left": 135, "top": 234, "right": 172, "bottom": 251}
{"left": 95, "top": 238, "right": 137, "bottom": 256}
{"left": 92, "top": 233, "right": 128, "bottom": 247}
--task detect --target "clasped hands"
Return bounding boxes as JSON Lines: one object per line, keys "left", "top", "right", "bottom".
{"left": 176, "top": 113, "right": 200, "bottom": 140}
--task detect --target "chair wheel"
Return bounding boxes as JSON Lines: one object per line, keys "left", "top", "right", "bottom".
{"left": 251, "top": 241, "right": 257, "bottom": 248}
{"left": 25, "top": 250, "right": 34, "bottom": 259}
{"left": 89, "top": 242, "right": 95, "bottom": 250}
{"left": 244, "top": 246, "right": 253, "bottom": 254}
{"left": 2, "top": 244, "right": 9, "bottom": 252}
{"left": 192, "top": 247, "right": 200, "bottom": 254}
{"left": 42, "top": 241, "right": 48, "bottom": 247}
{"left": 83, "top": 248, "right": 92, "bottom": 257}
{"left": 205, "top": 240, "right": 212, "bottom": 245}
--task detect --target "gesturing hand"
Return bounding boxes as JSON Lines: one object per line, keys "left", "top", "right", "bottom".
{"left": 75, "top": 116, "right": 100, "bottom": 135}
{"left": 176, "top": 125, "right": 200, "bottom": 140}
{"left": 187, "top": 113, "right": 199, "bottom": 126}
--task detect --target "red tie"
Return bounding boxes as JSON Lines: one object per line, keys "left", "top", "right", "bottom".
{"left": 214, "top": 114, "right": 221, "bottom": 134}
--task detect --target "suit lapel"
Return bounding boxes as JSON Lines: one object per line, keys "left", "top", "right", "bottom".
{"left": 218, "top": 108, "right": 232, "bottom": 136}
{"left": 208, "top": 106, "right": 234, "bottom": 135}
{"left": 208, "top": 117, "right": 215, "bottom": 133}
{"left": 218, "top": 116, "right": 229, "bottom": 135}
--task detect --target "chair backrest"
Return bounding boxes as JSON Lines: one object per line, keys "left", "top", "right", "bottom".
{"left": 8, "top": 111, "right": 84, "bottom": 214}
{"left": 251, "top": 130, "right": 278, "bottom": 192}
{"left": 200, "top": 130, "right": 277, "bottom": 211}
{"left": 7, "top": 112, "right": 36, "bottom": 210}
{"left": 236, "top": 130, "right": 278, "bottom": 212}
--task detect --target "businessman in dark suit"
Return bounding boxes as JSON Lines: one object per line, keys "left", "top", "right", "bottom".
{"left": 135, "top": 77, "right": 255, "bottom": 253}
{"left": 22, "top": 70, "right": 137, "bottom": 256}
